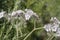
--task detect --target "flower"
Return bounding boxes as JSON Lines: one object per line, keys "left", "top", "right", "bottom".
{"left": 16, "top": 10, "right": 25, "bottom": 15}
{"left": 11, "top": 10, "right": 25, "bottom": 17}
{"left": 11, "top": 11, "right": 17, "bottom": 16}
{"left": 44, "top": 24, "right": 52, "bottom": 32}
{"left": 25, "top": 9, "right": 34, "bottom": 20}
{"left": 25, "top": 9, "right": 39, "bottom": 20}
{"left": 25, "top": 13, "right": 31, "bottom": 20}
{"left": 44, "top": 17, "right": 60, "bottom": 37}
{"left": 44, "top": 23, "right": 59, "bottom": 32}
{"left": 51, "top": 23, "right": 59, "bottom": 32}
{"left": 0, "top": 11, "right": 5, "bottom": 18}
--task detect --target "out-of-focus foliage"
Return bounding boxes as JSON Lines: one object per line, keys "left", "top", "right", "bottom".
{"left": 0, "top": 0, "right": 15, "bottom": 12}
{"left": 0, "top": 0, "right": 60, "bottom": 40}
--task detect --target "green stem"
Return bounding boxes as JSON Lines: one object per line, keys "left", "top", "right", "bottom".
{"left": 23, "top": 27, "right": 43, "bottom": 40}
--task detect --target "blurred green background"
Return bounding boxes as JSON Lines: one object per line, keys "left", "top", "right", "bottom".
{"left": 0, "top": 0, "right": 60, "bottom": 40}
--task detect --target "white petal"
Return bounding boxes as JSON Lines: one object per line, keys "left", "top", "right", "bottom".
{"left": 25, "top": 9, "right": 34, "bottom": 15}
{"left": 0, "top": 11, "right": 5, "bottom": 18}
{"left": 44, "top": 24, "right": 52, "bottom": 32}
{"left": 16, "top": 10, "right": 25, "bottom": 14}
{"left": 25, "top": 14, "right": 31, "bottom": 20}
{"left": 11, "top": 11, "right": 16, "bottom": 16}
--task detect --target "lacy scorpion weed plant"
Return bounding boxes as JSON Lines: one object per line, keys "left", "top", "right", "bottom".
{"left": 0, "top": 9, "right": 60, "bottom": 40}
{"left": 0, "top": 9, "right": 42, "bottom": 40}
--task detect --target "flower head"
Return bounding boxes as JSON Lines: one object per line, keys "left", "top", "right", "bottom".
{"left": 44, "top": 21, "right": 59, "bottom": 32}
{"left": 11, "top": 10, "right": 25, "bottom": 17}
{"left": 25, "top": 9, "right": 39, "bottom": 20}
{"left": 16, "top": 10, "right": 25, "bottom": 15}
{"left": 44, "top": 17, "right": 60, "bottom": 37}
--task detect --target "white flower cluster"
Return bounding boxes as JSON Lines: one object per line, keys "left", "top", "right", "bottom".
{"left": 11, "top": 10, "right": 25, "bottom": 17}
{"left": 44, "top": 17, "right": 60, "bottom": 37}
{"left": 0, "top": 9, "right": 39, "bottom": 21}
